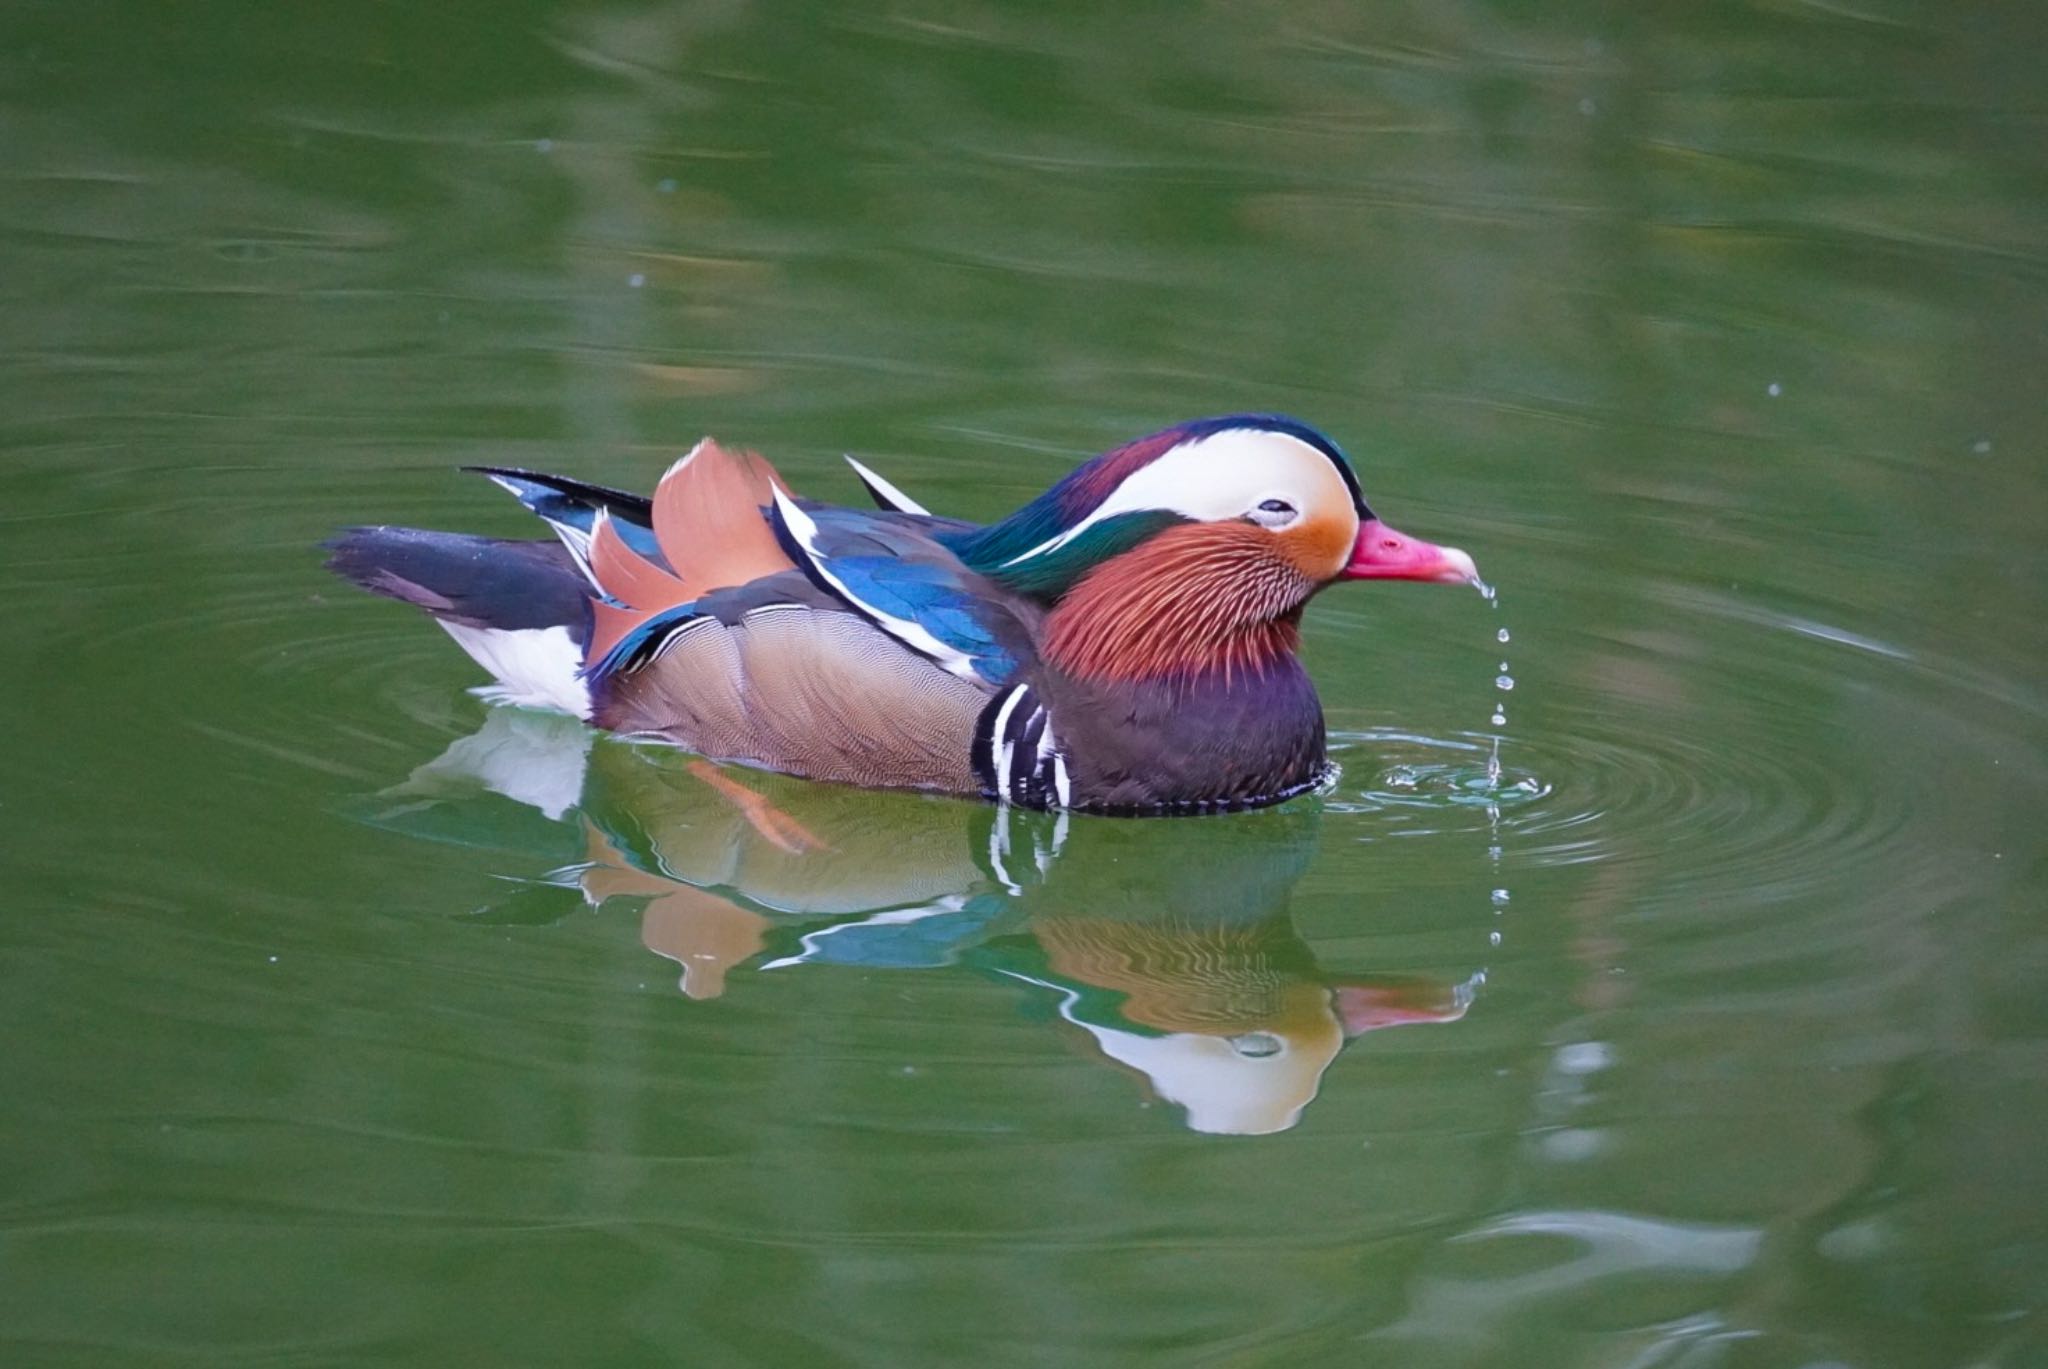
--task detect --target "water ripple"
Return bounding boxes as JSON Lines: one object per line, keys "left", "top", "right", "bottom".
{"left": 1327, "top": 711, "right": 1910, "bottom": 901}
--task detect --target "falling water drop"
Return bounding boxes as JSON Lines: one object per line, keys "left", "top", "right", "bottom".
{"left": 1482, "top": 582, "right": 1513, "bottom": 964}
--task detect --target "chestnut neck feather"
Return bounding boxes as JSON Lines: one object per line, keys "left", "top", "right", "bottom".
{"left": 1042, "top": 524, "right": 1312, "bottom": 685}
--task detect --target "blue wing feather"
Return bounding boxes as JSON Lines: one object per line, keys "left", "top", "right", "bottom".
{"left": 778, "top": 506, "right": 1023, "bottom": 686}
{"left": 585, "top": 601, "right": 705, "bottom": 679}
{"left": 470, "top": 467, "right": 665, "bottom": 564}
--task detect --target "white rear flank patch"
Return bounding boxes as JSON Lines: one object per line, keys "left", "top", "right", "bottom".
{"left": 439, "top": 622, "right": 593, "bottom": 719}
{"left": 1001, "top": 428, "right": 1357, "bottom": 567}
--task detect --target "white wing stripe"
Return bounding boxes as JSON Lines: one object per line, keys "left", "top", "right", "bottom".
{"left": 1046, "top": 724, "right": 1073, "bottom": 810}
{"left": 771, "top": 487, "right": 979, "bottom": 680}
{"left": 988, "top": 685, "right": 1028, "bottom": 807}
{"left": 844, "top": 455, "right": 931, "bottom": 516}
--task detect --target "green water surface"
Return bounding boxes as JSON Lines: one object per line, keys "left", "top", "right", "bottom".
{"left": 2, "top": 3, "right": 2044, "bottom": 1365}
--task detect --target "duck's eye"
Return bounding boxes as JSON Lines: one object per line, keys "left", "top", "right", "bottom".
{"left": 1249, "top": 498, "right": 1299, "bottom": 528}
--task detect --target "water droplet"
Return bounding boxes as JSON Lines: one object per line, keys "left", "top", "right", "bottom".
{"left": 1491, "top": 709, "right": 1506, "bottom": 727}
{"left": 1972, "top": 437, "right": 1992, "bottom": 455}
{"left": 1497, "top": 628, "right": 1511, "bottom": 644}
{"left": 1766, "top": 381, "right": 1782, "bottom": 397}
{"left": 1498, "top": 660, "right": 1510, "bottom": 672}
{"left": 1230, "top": 1032, "right": 1283, "bottom": 1059}
{"left": 1487, "top": 845, "right": 1502, "bottom": 862}
{"left": 1555, "top": 1040, "right": 1613, "bottom": 1074}
{"left": 1491, "top": 888, "right": 1511, "bottom": 905}
{"left": 1489, "top": 930, "right": 1502, "bottom": 945}
{"left": 1495, "top": 674, "right": 1515, "bottom": 691}
{"left": 628, "top": 273, "right": 646, "bottom": 289}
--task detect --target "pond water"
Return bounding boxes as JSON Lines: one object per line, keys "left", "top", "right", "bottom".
{"left": 3, "top": 2, "right": 2044, "bottom": 1365}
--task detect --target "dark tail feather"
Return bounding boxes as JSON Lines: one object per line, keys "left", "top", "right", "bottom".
{"left": 465, "top": 466, "right": 654, "bottom": 530}
{"left": 323, "top": 526, "right": 591, "bottom": 636}
{"left": 325, "top": 526, "right": 597, "bottom": 717}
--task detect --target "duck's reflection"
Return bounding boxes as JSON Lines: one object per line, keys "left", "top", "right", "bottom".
{"left": 375, "top": 709, "right": 1476, "bottom": 1135}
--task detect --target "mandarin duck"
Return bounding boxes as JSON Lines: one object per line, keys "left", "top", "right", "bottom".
{"left": 327, "top": 415, "right": 1477, "bottom": 815}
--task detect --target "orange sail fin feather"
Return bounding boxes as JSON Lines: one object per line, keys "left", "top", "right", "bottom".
{"left": 650, "top": 439, "right": 794, "bottom": 595}
{"left": 582, "top": 440, "right": 798, "bottom": 667}
{"left": 590, "top": 510, "right": 687, "bottom": 612}
{"left": 584, "top": 511, "right": 690, "bottom": 665}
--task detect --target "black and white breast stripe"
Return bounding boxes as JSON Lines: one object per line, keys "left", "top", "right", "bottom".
{"left": 971, "top": 683, "right": 1072, "bottom": 811}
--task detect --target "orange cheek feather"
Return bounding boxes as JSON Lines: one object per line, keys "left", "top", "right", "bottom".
{"left": 1279, "top": 509, "right": 1359, "bottom": 582}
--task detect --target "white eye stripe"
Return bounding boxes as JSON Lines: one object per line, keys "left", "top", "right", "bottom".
{"left": 1001, "top": 430, "right": 1353, "bottom": 566}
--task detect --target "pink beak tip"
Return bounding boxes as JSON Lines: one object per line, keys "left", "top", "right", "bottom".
{"left": 1343, "top": 517, "right": 1482, "bottom": 587}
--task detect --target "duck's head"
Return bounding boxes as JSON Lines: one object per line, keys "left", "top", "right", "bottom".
{"left": 948, "top": 415, "right": 1476, "bottom": 680}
